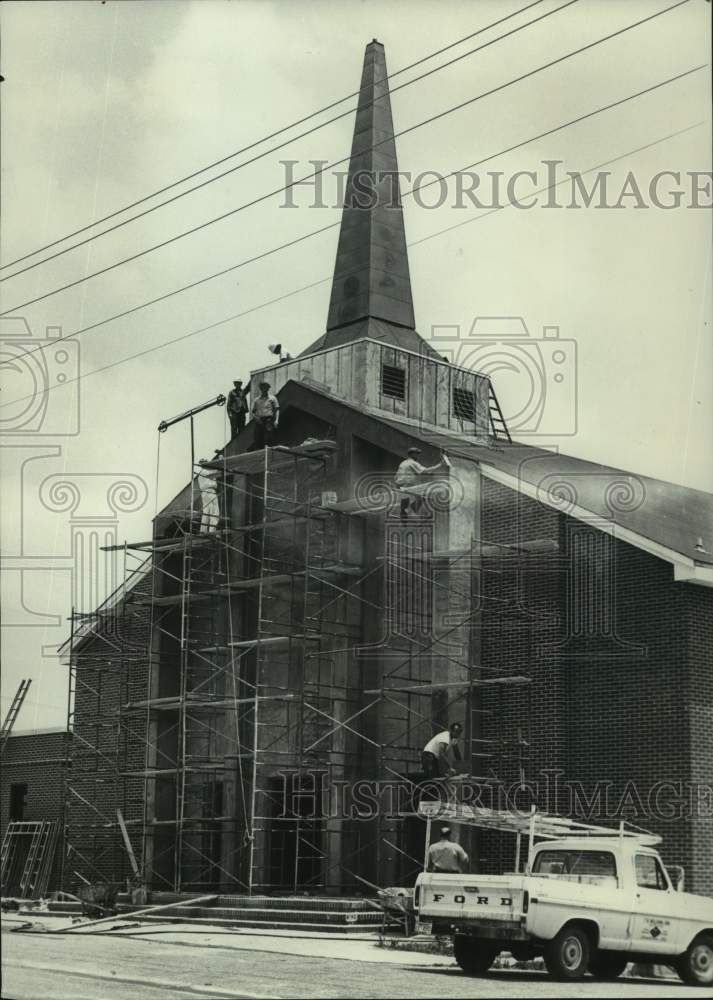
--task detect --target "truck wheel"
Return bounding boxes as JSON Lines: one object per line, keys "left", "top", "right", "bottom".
{"left": 676, "top": 933, "right": 713, "bottom": 987}
{"left": 589, "top": 950, "right": 628, "bottom": 979}
{"left": 453, "top": 934, "right": 497, "bottom": 975}
{"left": 543, "top": 924, "right": 591, "bottom": 981}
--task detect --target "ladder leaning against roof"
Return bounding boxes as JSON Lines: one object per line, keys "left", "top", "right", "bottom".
{"left": 0, "top": 678, "right": 32, "bottom": 751}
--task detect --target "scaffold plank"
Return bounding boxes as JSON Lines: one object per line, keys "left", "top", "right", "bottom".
{"left": 365, "top": 676, "right": 530, "bottom": 695}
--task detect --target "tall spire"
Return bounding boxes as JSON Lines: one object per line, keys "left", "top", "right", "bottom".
{"left": 302, "top": 41, "right": 439, "bottom": 358}
{"left": 327, "top": 39, "right": 414, "bottom": 334}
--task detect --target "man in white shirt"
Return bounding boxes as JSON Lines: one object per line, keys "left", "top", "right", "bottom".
{"left": 196, "top": 465, "right": 220, "bottom": 534}
{"left": 251, "top": 381, "right": 280, "bottom": 449}
{"left": 395, "top": 446, "right": 450, "bottom": 519}
{"left": 421, "top": 722, "right": 463, "bottom": 779}
{"left": 427, "top": 826, "right": 469, "bottom": 874}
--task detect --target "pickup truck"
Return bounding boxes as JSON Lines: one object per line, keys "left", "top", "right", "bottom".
{"left": 415, "top": 835, "right": 713, "bottom": 986}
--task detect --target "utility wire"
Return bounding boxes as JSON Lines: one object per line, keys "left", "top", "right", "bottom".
{"left": 0, "top": 0, "right": 690, "bottom": 318}
{"left": 1, "top": 0, "right": 577, "bottom": 283}
{"left": 1, "top": 63, "right": 702, "bottom": 377}
{"left": 0, "top": 0, "right": 550, "bottom": 272}
{"left": 0, "top": 110, "right": 703, "bottom": 411}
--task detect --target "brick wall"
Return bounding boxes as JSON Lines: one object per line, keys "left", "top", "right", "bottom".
{"left": 480, "top": 476, "right": 713, "bottom": 895}
{"left": 0, "top": 729, "right": 71, "bottom": 892}
{"left": 67, "top": 569, "right": 152, "bottom": 889}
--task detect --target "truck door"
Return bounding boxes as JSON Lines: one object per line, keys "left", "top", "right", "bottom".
{"left": 628, "top": 853, "right": 680, "bottom": 955}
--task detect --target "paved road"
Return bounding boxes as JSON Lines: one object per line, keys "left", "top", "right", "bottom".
{"left": 1, "top": 924, "right": 699, "bottom": 1000}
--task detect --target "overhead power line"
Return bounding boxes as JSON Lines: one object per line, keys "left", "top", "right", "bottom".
{"left": 0, "top": 0, "right": 691, "bottom": 319}
{"left": 1, "top": 63, "right": 703, "bottom": 379}
{"left": 0, "top": 82, "right": 703, "bottom": 408}
{"left": 1, "top": 0, "right": 551, "bottom": 273}
{"left": 2, "top": 121, "right": 702, "bottom": 411}
{"left": 1, "top": 0, "right": 577, "bottom": 283}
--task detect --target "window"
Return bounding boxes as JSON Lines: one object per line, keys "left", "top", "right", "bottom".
{"left": 9, "top": 783, "right": 27, "bottom": 821}
{"left": 533, "top": 850, "right": 617, "bottom": 878}
{"left": 453, "top": 387, "right": 476, "bottom": 421}
{"left": 635, "top": 854, "right": 668, "bottom": 890}
{"left": 381, "top": 364, "right": 406, "bottom": 400}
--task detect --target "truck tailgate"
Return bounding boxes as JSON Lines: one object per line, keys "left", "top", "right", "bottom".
{"left": 417, "top": 873, "right": 527, "bottom": 923}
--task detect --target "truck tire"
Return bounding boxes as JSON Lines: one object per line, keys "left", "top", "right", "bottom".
{"left": 676, "top": 932, "right": 713, "bottom": 987}
{"left": 589, "top": 950, "right": 628, "bottom": 979}
{"left": 543, "top": 924, "right": 591, "bottom": 981}
{"left": 453, "top": 934, "right": 497, "bottom": 975}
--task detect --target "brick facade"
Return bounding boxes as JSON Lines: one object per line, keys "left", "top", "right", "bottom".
{"left": 0, "top": 729, "right": 71, "bottom": 893}
{"left": 61, "top": 425, "right": 712, "bottom": 897}
{"left": 479, "top": 476, "right": 713, "bottom": 895}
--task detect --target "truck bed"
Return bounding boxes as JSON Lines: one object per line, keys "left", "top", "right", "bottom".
{"left": 417, "top": 872, "right": 527, "bottom": 929}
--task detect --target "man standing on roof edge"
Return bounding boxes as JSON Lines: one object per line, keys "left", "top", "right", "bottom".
{"left": 227, "top": 379, "right": 249, "bottom": 439}
{"left": 251, "top": 381, "right": 279, "bottom": 449}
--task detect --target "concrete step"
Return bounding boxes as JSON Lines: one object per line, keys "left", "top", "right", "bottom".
{"left": 116, "top": 904, "right": 381, "bottom": 925}
{"left": 129, "top": 913, "right": 378, "bottom": 933}
{"left": 47, "top": 895, "right": 385, "bottom": 933}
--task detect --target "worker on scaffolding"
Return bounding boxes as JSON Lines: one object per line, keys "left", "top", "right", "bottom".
{"left": 427, "top": 826, "right": 469, "bottom": 874}
{"left": 395, "top": 446, "right": 451, "bottom": 520}
{"left": 251, "top": 381, "right": 280, "bottom": 449}
{"left": 227, "top": 379, "right": 250, "bottom": 439}
{"left": 421, "top": 722, "right": 463, "bottom": 780}
{"left": 196, "top": 463, "right": 220, "bottom": 533}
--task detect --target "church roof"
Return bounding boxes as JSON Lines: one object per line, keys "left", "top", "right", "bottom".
{"left": 276, "top": 379, "right": 713, "bottom": 575}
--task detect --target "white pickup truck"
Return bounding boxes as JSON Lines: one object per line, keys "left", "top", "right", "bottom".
{"left": 415, "top": 834, "right": 713, "bottom": 986}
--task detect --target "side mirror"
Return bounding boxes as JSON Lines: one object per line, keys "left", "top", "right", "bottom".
{"left": 668, "top": 865, "right": 685, "bottom": 892}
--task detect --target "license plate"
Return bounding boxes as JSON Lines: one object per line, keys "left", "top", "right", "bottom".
{"left": 418, "top": 920, "right": 432, "bottom": 935}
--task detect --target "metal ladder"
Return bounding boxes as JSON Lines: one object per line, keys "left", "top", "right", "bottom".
{"left": 20, "top": 820, "right": 56, "bottom": 897}
{"left": 1, "top": 679, "right": 32, "bottom": 750}
{"left": 1, "top": 820, "right": 58, "bottom": 898}
{"left": 487, "top": 384, "right": 512, "bottom": 443}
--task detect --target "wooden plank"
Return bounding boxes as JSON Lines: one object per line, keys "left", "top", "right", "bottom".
{"left": 54, "top": 893, "right": 218, "bottom": 934}
{"left": 116, "top": 809, "right": 139, "bottom": 878}
{"left": 364, "top": 676, "right": 531, "bottom": 695}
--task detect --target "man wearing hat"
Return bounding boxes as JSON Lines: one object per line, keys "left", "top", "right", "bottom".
{"left": 395, "top": 446, "right": 450, "bottom": 519}
{"left": 427, "top": 825, "right": 469, "bottom": 874}
{"left": 422, "top": 721, "right": 463, "bottom": 779}
{"left": 227, "top": 379, "right": 249, "bottom": 439}
{"left": 251, "top": 381, "right": 280, "bottom": 449}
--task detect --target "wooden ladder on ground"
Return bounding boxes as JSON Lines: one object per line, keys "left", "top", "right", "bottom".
{"left": 0, "top": 820, "right": 58, "bottom": 898}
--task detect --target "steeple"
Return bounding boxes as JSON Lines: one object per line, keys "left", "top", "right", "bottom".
{"left": 301, "top": 40, "right": 440, "bottom": 359}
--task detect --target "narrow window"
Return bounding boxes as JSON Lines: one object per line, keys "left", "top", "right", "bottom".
{"left": 9, "top": 783, "right": 27, "bottom": 821}
{"left": 453, "top": 387, "right": 476, "bottom": 421}
{"left": 381, "top": 364, "right": 406, "bottom": 400}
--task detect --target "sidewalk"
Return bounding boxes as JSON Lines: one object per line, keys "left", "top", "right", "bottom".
{"left": 3, "top": 913, "right": 455, "bottom": 968}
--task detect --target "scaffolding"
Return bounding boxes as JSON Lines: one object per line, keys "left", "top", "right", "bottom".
{"left": 63, "top": 427, "right": 550, "bottom": 895}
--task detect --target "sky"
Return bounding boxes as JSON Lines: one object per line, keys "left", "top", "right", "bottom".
{"left": 1, "top": 0, "right": 711, "bottom": 731}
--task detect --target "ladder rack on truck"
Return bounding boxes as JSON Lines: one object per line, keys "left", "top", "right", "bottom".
{"left": 417, "top": 801, "right": 662, "bottom": 874}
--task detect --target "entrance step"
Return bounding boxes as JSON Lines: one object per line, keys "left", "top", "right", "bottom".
{"left": 47, "top": 892, "right": 385, "bottom": 933}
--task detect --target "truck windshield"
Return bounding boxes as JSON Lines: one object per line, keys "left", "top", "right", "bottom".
{"left": 533, "top": 850, "right": 617, "bottom": 878}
